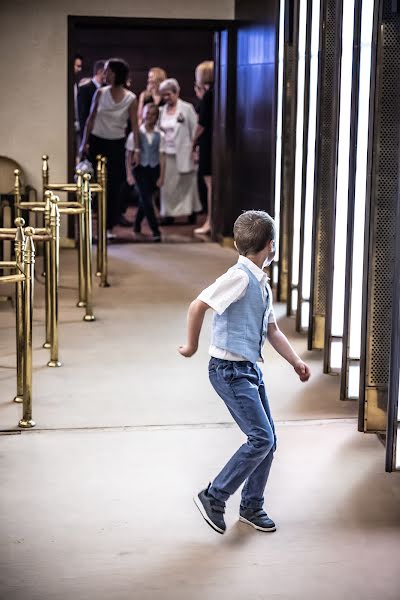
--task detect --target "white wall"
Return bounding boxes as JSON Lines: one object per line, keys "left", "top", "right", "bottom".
{"left": 0, "top": 0, "right": 234, "bottom": 193}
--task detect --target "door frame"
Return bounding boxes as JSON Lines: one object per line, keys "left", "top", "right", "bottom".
{"left": 67, "top": 15, "right": 235, "bottom": 237}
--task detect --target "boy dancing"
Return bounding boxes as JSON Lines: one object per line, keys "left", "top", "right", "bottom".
{"left": 179, "top": 210, "right": 310, "bottom": 534}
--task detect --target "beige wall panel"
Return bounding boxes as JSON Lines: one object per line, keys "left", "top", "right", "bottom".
{"left": 0, "top": 0, "right": 234, "bottom": 193}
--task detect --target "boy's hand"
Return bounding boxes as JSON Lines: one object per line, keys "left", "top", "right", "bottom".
{"left": 156, "top": 177, "right": 164, "bottom": 188}
{"left": 293, "top": 360, "right": 311, "bottom": 382}
{"left": 127, "top": 172, "right": 135, "bottom": 186}
{"left": 178, "top": 344, "right": 197, "bottom": 358}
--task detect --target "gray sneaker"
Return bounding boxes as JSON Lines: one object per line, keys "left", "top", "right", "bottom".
{"left": 194, "top": 484, "right": 226, "bottom": 534}
{"left": 239, "top": 507, "right": 276, "bottom": 532}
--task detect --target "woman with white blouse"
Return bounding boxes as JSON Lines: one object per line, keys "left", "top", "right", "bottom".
{"left": 158, "top": 78, "right": 201, "bottom": 224}
{"left": 80, "top": 58, "right": 140, "bottom": 235}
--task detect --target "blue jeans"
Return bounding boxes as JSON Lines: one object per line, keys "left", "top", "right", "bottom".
{"left": 208, "top": 358, "right": 276, "bottom": 509}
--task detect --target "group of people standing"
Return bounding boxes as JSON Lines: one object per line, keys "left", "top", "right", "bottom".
{"left": 74, "top": 56, "right": 214, "bottom": 241}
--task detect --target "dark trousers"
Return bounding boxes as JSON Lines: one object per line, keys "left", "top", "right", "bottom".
{"left": 133, "top": 165, "right": 161, "bottom": 236}
{"left": 89, "top": 134, "right": 125, "bottom": 230}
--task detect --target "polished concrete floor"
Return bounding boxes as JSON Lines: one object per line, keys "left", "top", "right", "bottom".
{"left": 1, "top": 242, "right": 400, "bottom": 599}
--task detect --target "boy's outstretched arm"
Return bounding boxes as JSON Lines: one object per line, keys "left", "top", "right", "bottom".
{"left": 267, "top": 323, "right": 311, "bottom": 382}
{"left": 179, "top": 299, "right": 210, "bottom": 357}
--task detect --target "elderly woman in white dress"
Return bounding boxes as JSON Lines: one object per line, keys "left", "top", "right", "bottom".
{"left": 158, "top": 78, "right": 201, "bottom": 224}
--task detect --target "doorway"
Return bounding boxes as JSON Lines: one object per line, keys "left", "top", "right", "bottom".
{"left": 68, "top": 16, "right": 230, "bottom": 244}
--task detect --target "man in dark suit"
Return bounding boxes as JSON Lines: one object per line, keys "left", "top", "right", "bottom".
{"left": 77, "top": 60, "right": 105, "bottom": 136}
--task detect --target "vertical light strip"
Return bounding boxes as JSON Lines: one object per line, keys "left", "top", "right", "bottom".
{"left": 274, "top": 0, "right": 285, "bottom": 275}
{"left": 396, "top": 430, "right": 400, "bottom": 468}
{"left": 396, "top": 360, "right": 400, "bottom": 468}
{"left": 291, "top": 0, "right": 308, "bottom": 313}
{"left": 346, "top": 1, "right": 374, "bottom": 395}
{"left": 300, "top": 0, "right": 320, "bottom": 329}
{"left": 329, "top": 0, "right": 355, "bottom": 370}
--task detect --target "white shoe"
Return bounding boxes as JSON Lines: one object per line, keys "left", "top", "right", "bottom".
{"left": 106, "top": 230, "right": 116, "bottom": 240}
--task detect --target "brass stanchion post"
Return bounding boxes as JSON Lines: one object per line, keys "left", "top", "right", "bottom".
{"left": 76, "top": 170, "right": 86, "bottom": 308}
{"left": 40, "top": 156, "right": 50, "bottom": 277}
{"left": 19, "top": 227, "right": 35, "bottom": 429}
{"left": 43, "top": 191, "right": 52, "bottom": 348}
{"left": 96, "top": 155, "right": 103, "bottom": 278}
{"left": 42, "top": 154, "right": 49, "bottom": 200}
{"left": 13, "top": 218, "right": 25, "bottom": 403}
{"left": 100, "top": 157, "right": 109, "bottom": 288}
{"left": 14, "top": 169, "right": 22, "bottom": 219}
{"left": 82, "top": 174, "right": 95, "bottom": 321}
{"left": 47, "top": 197, "right": 61, "bottom": 367}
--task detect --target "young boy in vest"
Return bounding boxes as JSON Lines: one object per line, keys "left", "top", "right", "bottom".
{"left": 179, "top": 210, "right": 311, "bottom": 534}
{"left": 125, "top": 103, "right": 165, "bottom": 242}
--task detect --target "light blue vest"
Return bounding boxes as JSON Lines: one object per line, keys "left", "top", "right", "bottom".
{"left": 140, "top": 130, "right": 160, "bottom": 167}
{"left": 211, "top": 263, "right": 270, "bottom": 363}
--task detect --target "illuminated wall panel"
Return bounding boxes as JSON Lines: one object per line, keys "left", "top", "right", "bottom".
{"left": 308, "top": 0, "right": 342, "bottom": 351}
{"left": 289, "top": 0, "right": 308, "bottom": 316}
{"left": 325, "top": 0, "right": 355, "bottom": 372}
{"left": 278, "top": 1, "right": 300, "bottom": 303}
{"left": 298, "top": 0, "right": 320, "bottom": 331}
{"left": 273, "top": 0, "right": 285, "bottom": 285}
{"left": 341, "top": 0, "right": 374, "bottom": 399}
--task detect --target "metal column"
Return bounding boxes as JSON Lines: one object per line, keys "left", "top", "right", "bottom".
{"left": 278, "top": 0, "right": 300, "bottom": 303}
{"left": 308, "top": 0, "right": 343, "bottom": 350}
{"left": 359, "top": 0, "right": 400, "bottom": 433}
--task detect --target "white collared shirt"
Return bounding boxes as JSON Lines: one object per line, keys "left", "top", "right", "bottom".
{"left": 92, "top": 77, "right": 102, "bottom": 89}
{"left": 125, "top": 126, "right": 166, "bottom": 152}
{"left": 198, "top": 255, "right": 276, "bottom": 361}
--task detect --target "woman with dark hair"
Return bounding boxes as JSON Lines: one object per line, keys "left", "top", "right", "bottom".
{"left": 80, "top": 58, "right": 140, "bottom": 236}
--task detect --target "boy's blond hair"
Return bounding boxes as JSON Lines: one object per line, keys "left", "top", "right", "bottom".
{"left": 143, "top": 102, "right": 159, "bottom": 118}
{"left": 234, "top": 211, "right": 275, "bottom": 256}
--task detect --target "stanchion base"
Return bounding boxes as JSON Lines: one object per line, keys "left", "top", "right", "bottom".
{"left": 43, "top": 342, "right": 51, "bottom": 349}
{"left": 76, "top": 301, "right": 86, "bottom": 308}
{"left": 47, "top": 360, "right": 62, "bottom": 368}
{"left": 13, "top": 395, "right": 23, "bottom": 404}
{"left": 99, "top": 281, "right": 110, "bottom": 288}
{"left": 96, "top": 271, "right": 101, "bottom": 278}
{"left": 83, "top": 314, "right": 96, "bottom": 322}
{"left": 18, "top": 418, "right": 36, "bottom": 428}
